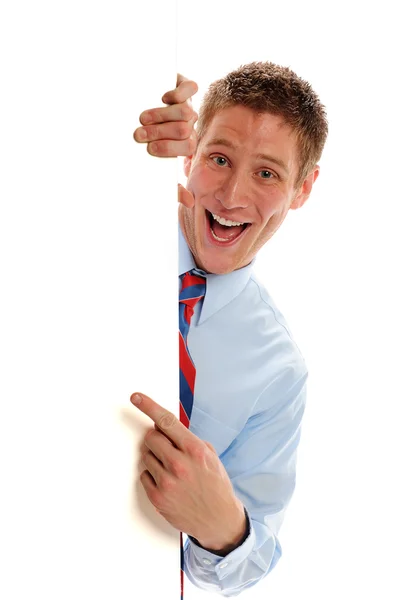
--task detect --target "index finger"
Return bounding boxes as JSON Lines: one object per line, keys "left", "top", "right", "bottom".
{"left": 139, "top": 102, "right": 196, "bottom": 125}
{"left": 130, "top": 392, "right": 191, "bottom": 450}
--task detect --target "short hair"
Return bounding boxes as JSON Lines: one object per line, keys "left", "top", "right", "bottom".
{"left": 196, "top": 61, "right": 329, "bottom": 188}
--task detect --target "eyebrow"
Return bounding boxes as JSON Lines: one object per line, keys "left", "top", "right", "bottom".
{"left": 204, "top": 137, "right": 289, "bottom": 175}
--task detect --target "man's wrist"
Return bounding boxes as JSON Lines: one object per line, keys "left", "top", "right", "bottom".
{"left": 189, "top": 506, "right": 250, "bottom": 557}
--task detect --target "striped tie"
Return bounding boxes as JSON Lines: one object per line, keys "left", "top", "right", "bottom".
{"left": 179, "top": 269, "right": 206, "bottom": 600}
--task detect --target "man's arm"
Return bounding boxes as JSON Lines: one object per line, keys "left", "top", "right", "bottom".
{"left": 131, "top": 390, "right": 255, "bottom": 559}
{"left": 130, "top": 365, "right": 307, "bottom": 597}
{"left": 183, "top": 371, "right": 308, "bottom": 597}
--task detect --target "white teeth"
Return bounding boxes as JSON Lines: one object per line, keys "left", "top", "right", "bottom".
{"left": 211, "top": 212, "right": 244, "bottom": 227}
{"left": 210, "top": 228, "right": 231, "bottom": 242}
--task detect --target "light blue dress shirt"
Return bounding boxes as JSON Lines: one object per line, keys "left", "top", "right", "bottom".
{"left": 179, "top": 222, "right": 308, "bottom": 597}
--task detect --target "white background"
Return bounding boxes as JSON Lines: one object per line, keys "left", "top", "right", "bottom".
{"left": 1, "top": 1, "right": 399, "bottom": 599}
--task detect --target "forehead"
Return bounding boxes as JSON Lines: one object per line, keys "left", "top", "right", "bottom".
{"left": 200, "top": 105, "right": 298, "bottom": 168}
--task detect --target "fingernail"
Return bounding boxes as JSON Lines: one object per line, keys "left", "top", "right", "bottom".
{"left": 131, "top": 393, "right": 143, "bottom": 405}
{"left": 136, "top": 128, "right": 148, "bottom": 141}
{"left": 148, "top": 142, "right": 158, "bottom": 153}
{"left": 141, "top": 113, "right": 151, "bottom": 124}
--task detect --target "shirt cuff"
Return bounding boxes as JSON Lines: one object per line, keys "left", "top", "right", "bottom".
{"left": 185, "top": 506, "right": 255, "bottom": 578}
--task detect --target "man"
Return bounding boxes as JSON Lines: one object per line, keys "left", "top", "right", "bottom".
{"left": 131, "top": 62, "right": 328, "bottom": 596}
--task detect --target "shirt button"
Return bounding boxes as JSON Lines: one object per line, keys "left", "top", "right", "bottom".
{"left": 219, "top": 562, "right": 229, "bottom": 569}
{"left": 203, "top": 559, "right": 212, "bottom": 565}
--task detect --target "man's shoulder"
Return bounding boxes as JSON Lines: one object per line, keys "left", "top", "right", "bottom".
{"left": 241, "top": 273, "right": 308, "bottom": 412}
{"left": 240, "top": 271, "right": 307, "bottom": 375}
{"left": 244, "top": 272, "right": 302, "bottom": 343}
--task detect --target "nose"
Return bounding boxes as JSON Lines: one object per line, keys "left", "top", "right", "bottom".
{"left": 215, "top": 170, "right": 249, "bottom": 211}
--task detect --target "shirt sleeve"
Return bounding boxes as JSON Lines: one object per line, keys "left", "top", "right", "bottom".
{"left": 183, "top": 370, "right": 308, "bottom": 597}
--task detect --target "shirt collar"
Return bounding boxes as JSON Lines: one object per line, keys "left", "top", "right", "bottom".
{"left": 178, "top": 220, "right": 257, "bottom": 325}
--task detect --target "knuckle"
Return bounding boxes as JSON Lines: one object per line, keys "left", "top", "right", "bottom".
{"left": 150, "top": 489, "right": 164, "bottom": 509}
{"left": 169, "top": 458, "right": 188, "bottom": 479}
{"left": 159, "top": 474, "right": 175, "bottom": 492}
{"left": 182, "top": 80, "right": 198, "bottom": 97}
{"left": 146, "top": 125, "right": 158, "bottom": 140}
{"left": 177, "top": 121, "right": 191, "bottom": 138}
{"left": 158, "top": 412, "right": 177, "bottom": 430}
{"left": 144, "top": 429, "right": 153, "bottom": 442}
{"left": 151, "top": 110, "right": 162, "bottom": 123}
{"left": 186, "top": 440, "right": 206, "bottom": 461}
{"left": 180, "top": 104, "right": 193, "bottom": 120}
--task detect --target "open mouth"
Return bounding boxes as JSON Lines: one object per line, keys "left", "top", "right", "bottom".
{"left": 205, "top": 210, "right": 250, "bottom": 246}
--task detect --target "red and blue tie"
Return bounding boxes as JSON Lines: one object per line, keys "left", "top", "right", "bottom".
{"left": 179, "top": 269, "right": 206, "bottom": 599}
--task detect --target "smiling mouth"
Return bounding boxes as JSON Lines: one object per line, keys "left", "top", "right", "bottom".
{"left": 206, "top": 209, "right": 250, "bottom": 243}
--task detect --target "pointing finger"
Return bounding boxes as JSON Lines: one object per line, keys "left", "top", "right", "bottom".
{"left": 130, "top": 392, "right": 193, "bottom": 450}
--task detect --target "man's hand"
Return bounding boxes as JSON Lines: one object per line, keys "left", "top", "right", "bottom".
{"left": 133, "top": 74, "right": 198, "bottom": 159}
{"left": 130, "top": 392, "right": 247, "bottom": 553}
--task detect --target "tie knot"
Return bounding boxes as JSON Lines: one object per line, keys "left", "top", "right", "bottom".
{"left": 179, "top": 270, "right": 206, "bottom": 319}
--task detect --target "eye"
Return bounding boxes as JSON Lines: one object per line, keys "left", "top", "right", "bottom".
{"left": 211, "top": 156, "right": 229, "bottom": 167}
{"left": 258, "top": 170, "right": 274, "bottom": 179}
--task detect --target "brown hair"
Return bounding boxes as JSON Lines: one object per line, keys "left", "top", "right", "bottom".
{"left": 196, "top": 61, "right": 328, "bottom": 188}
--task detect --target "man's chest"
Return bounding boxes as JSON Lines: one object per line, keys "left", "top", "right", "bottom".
{"left": 186, "top": 311, "right": 279, "bottom": 455}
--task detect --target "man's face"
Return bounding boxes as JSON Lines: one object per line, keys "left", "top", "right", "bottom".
{"left": 179, "top": 105, "right": 318, "bottom": 274}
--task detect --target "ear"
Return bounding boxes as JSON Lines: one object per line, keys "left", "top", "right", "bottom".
{"left": 290, "top": 165, "right": 320, "bottom": 210}
{"left": 183, "top": 155, "right": 193, "bottom": 178}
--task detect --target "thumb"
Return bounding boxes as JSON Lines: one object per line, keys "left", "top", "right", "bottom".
{"left": 177, "top": 73, "right": 188, "bottom": 86}
{"left": 178, "top": 183, "right": 195, "bottom": 209}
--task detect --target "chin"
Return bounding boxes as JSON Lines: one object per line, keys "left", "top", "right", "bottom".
{"left": 197, "top": 254, "right": 240, "bottom": 275}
